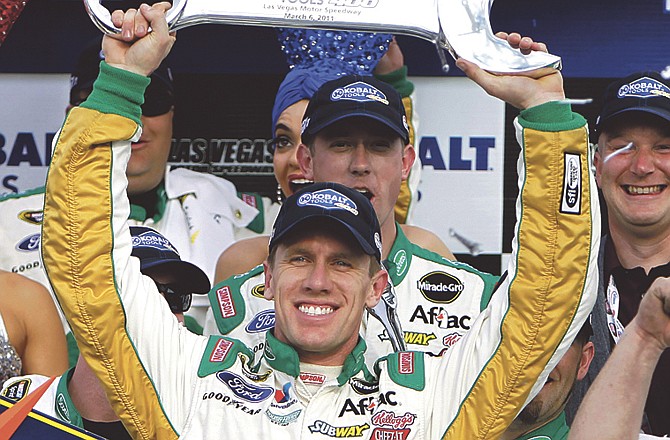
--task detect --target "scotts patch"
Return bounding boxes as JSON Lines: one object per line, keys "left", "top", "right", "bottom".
{"left": 16, "top": 233, "right": 40, "bottom": 252}
{"left": 1, "top": 378, "right": 31, "bottom": 401}
{"left": 130, "top": 230, "right": 179, "bottom": 255}
{"left": 209, "top": 338, "right": 234, "bottom": 363}
{"left": 297, "top": 188, "right": 358, "bottom": 215}
{"left": 391, "top": 249, "right": 408, "bottom": 277}
{"left": 349, "top": 378, "right": 380, "bottom": 395}
{"left": 417, "top": 272, "right": 464, "bottom": 303}
{"left": 19, "top": 210, "right": 43, "bottom": 225}
{"left": 251, "top": 283, "right": 265, "bottom": 299}
{"left": 246, "top": 310, "right": 275, "bottom": 333}
{"left": 331, "top": 81, "right": 389, "bottom": 106}
{"left": 560, "top": 153, "right": 582, "bottom": 215}
{"left": 56, "top": 393, "right": 71, "bottom": 423}
{"left": 618, "top": 76, "right": 670, "bottom": 100}
{"left": 216, "top": 371, "right": 273, "bottom": 403}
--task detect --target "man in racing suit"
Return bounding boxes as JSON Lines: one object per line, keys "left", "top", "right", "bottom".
{"left": 41, "top": 4, "right": 598, "bottom": 439}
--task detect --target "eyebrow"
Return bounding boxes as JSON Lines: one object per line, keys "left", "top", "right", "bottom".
{"left": 274, "top": 122, "right": 292, "bottom": 134}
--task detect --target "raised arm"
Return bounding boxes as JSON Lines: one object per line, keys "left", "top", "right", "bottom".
{"left": 42, "top": 4, "right": 207, "bottom": 439}
{"left": 423, "top": 34, "right": 599, "bottom": 439}
{"left": 570, "top": 278, "right": 670, "bottom": 440}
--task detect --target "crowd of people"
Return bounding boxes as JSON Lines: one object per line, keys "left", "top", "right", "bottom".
{"left": 0, "top": 2, "right": 668, "bottom": 439}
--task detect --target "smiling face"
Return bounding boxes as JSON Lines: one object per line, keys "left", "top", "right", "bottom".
{"left": 272, "top": 99, "right": 312, "bottom": 197}
{"left": 595, "top": 113, "right": 670, "bottom": 238}
{"left": 263, "top": 220, "right": 386, "bottom": 366}
{"left": 297, "top": 117, "right": 415, "bottom": 233}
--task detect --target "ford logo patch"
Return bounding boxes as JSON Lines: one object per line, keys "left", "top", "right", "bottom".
{"left": 246, "top": 310, "right": 275, "bottom": 333}
{"left": 216, "top": 371, "right": 273, "bottom": 402}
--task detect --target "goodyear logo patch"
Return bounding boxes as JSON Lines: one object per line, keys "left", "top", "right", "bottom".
{"left": 331, "top": 81, "right": 389, "bottom": 106}
{"left": 131, "top": 230, "right": 179, "bottom": 255}
{"left": 298, "top": 189, "right": 358, "bottom": 215}
{"left": 618, "top": 76, "right": 670, "bottom": 100}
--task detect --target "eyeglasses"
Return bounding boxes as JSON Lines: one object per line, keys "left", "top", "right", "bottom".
{"left": 154, "top": 281, "right": 192, "bottom": 313}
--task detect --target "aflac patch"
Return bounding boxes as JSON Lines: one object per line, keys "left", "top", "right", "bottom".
{"left": 331, "top": 81, "right": 389, "bottom": 105}
{"left": 297, "top": 189, "right": 359, "bottom": 216}
{"left": 131, "top": 230, "right": 179, "bottom": 255}
{"left": 618, "top": 77, "right": 670, "bottom": 100}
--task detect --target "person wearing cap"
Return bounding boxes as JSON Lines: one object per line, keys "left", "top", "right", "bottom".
{"left": 39, "top": 4, "right": 597, "bottom": 439}
{"left": 501, "top": 321, "right": 594, "bottom": 440}
{"left": 1, "top": 226, "right": 210, "bottom": 440}
{"left": 569, "top": 277, "right": 670, "bottom": 440}
{"left": 564, "top": 72, "right": 670, "bottom": 437}
{"left": 0, "top": 37, "right": 259, "bottom": 336}
{"left": 214, "top": 32, "right": 454, "bottom": 284}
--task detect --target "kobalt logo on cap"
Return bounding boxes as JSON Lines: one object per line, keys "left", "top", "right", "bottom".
{"left": 131, "top": 231, "right": 178, "bottom": 255}
{"left": 618, "top": 77, "right": 670, "bottom": 99}
{"left": 297, "top": 189, "right": 358, "bottom": 215}
{"left": 331, "top": 81, "right": 389, "bottom": 105}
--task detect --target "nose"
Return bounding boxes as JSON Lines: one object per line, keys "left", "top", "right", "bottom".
{"left": 349, "top": 144, "right": 371, "bottom": 176}
{"left": 629, "top": 147, "right": 656, "bottom": 176}
{"left": 303, "top": 260, "right": 331, "bottom": 294}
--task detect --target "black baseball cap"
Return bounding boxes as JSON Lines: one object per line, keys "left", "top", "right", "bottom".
{"left": 269, "top": 182, "right": 382, "bottom": 262}
{"left": 130, "top": 226, "right": 210, "bottom": 294}
{"left": 70, "top": 38, "right": 174, "bottom": 117}
{"left": 300, "top": 75, "right": 410, "bottom": 145}
{"left": 595, "top": 71, "right": 670, "bottom": 136}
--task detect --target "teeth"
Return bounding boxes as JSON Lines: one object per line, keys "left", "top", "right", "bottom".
{"left": 625, "top": 185, "right": 663, "bottom": 195}
{"left": 299, "top": 305, "right": 333, "bottom": 316}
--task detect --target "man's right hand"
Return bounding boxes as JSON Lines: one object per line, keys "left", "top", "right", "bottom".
{"left": 636, "top": 277, "right": 670, "bottom": 351}
{"left": 102, "top": 2, "right": 175, "bottom": 78}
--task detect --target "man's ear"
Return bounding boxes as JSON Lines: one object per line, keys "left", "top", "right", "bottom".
{"left": 366, "top": 267, "right": 389, "bottom": 309}
{"left": 576, "top": 341, "right": 595, "bottom": 381}
{"left": 401, "top": 144, "right": 416, "bottom": 181}
{"left": 297, "top": 143, "right": 314, "bottom": 180}
{"left": 263, "top": 260, "right": 274, "bottom": 300}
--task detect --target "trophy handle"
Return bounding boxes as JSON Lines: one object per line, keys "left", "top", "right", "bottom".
{"left": 83, "top": 0, "right": 187, "bottom": 34}
{"left": 82, "top": 0, "right": 561, "bottom": 74}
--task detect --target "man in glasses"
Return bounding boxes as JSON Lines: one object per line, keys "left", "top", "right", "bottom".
{"left": 0, "top": 38, "right": 259, "bottom": 336}
{"left": 1, "top": 226, "right": 210, "bottom": 440}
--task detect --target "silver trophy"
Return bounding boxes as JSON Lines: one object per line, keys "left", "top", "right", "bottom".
{"left": 83, "top": 0, "right": 560, "bottom": 74}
